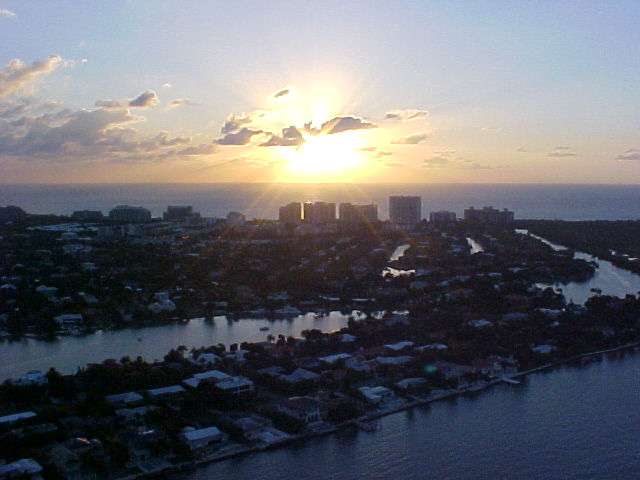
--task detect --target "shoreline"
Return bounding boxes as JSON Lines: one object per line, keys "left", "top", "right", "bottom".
{"left": 117, "top": 340, "right": 640, "bottom": 480}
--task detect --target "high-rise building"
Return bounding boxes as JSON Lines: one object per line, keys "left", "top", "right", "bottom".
{"left": 279, "top": 202, "right": 302, "bottom": 223}
{"left": 339, "top": 203, "right": 378, "bottom": 224}
{"left": 429, "top": 210, "right": 457, "bottom": 224}
{"left": 389, "top": 196, "right": 421, "bottom": 225}
{"left": 108, "top": 205, "right": 152, "bottom": 223}
{"left": 163, "top": 205, "right": 200, "bottom": 223}
{"left": 464, "top": 206, "right": 514, "bottom": 224}
{"left": 303, "top": 202, "right": 336, "bottom": 223}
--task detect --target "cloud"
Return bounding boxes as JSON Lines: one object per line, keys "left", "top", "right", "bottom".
{"left": 359, "top": 146, "right": 377, "bottom": 152}
{"left": 221, "top": 111, "right": 264, "bottom": 134}
{"left": 616, "top": 149, "right": 640, "bottom": 161}
{"left": 260, "top": 126, "right": 304, "bottom": 147}
{"left": 384, "top": 109, "right": 428, "bottom": 122}
{"left": 129, "top": 90, "right": 159, "bottom": 108}
{"left": 216, "top": 127, "right": 263, "bottom": 145}
{"left": 385, "top": 161, "right": 405, "bottom": 167}
{"left": 465, "top": 162, "right": 501, "bottom": 170}
{"left": 0, "top": 55, "right": 62, "bottom": 97}
{"left": 177, "top": 143, "right": 219, "bottom": 156}
{"left": 376, "top": 150, "right": 393, "bottom": 158}
{"left": 548, "top": 146, "right": 576, "bottom": 158}
{"left": 95, "top": 99, "right": 123, "bottom": 109}
{"left": 168, "top": 98, "right": 200, "bottom": 108}
{"left": 269, "top": 85, "right": 296, "bottom": 101}
{"left": 516, "top": 147, "right": 527, "bottom": 153}
{"left": 0, "top": 8, "right": 15, "bottom": 17}
{"left": 391, "top": 132, "right": 428, "bottom": 145}
{"left": 481, "top": 126, "right": 501, "bottom": 132}
{"left": 320, "top": 115, "right": 376, "bottom": 135}
{"left": 423, "top": 156, "right": 450, "bottom": 168}
{"left": 162, "top": 83, "right": 172, "bottom": 88}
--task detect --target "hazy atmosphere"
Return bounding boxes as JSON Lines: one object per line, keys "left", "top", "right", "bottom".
{"left": 2, "top": 1, "right": 640, "bottom": 183}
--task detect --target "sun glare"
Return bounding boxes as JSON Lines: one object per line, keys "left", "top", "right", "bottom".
{"left": 283, "top": 131, "right": 366, "bottom": 180}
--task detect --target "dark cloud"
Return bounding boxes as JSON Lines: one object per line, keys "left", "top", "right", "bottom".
{"left": 260, "top": 126, "right": 304, "bottom": 147}
{"left": 384, "top": 109, "right": 428, "bottom": 122}
{"left": 273, "top": 88, "right": 289, "bottom": 98}
{"left": 221, "top": 111, "right": 264, "bottom": 134}
{"left": 320, "top": 115, "right": 376, "bottom": 135}
{"left": 270, "top": 86, "right": 295, "bottom": 100}
{"left": 216, "top": 127, "right": 263, "bottom": 145}
{"left": 391, "top": 132, "right": 428, "bottom": 145}
{"left": 616, "top": 149, "right": 640, "bottom": 161}
{"left": 302, "top": 121, "right": 320, "bottom": 136}
{"left": 129, "top": 90, "right": 159, "bottom": 108}
{"left": 0, "top": 55, "right": 62, "bottom": 97}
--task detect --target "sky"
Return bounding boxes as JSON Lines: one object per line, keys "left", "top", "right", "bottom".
{"left": 1, "top": 0, "right": 639, "bottom": 184}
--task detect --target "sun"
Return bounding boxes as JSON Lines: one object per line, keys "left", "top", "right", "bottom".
{"left": 281, "top": 131, "right": 368, "bottom": 180}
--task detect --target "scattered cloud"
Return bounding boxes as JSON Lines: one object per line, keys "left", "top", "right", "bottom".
{"left": 260, "top": 126, "right": 304, "bottom": 147}
{"left": 616, "top": 148, "right": 640, "bottom": 161}
{"left": 423, "top": 156, "right": 450, "bottom": 168}
{"left": 481, "top": 126, "right": 501, "bottom": 133}
{"left": 168, "top": 98, "right": 201, "bottom": 108}
{"left": 216, "top": 127, "right": 263, "bottom": 145}
{"left": 391, "top": 132, "right": 428, "bottom": 145}
{"left": 0, "top": 8, "right": 15, "bottom": 17}
{"left": 320, "top": 115, "right": 376, "bottom": 134}
{"left": 177, "top": 143, "right": 219, "bottom": 156}
{"left": 95, "top": 99, "right": 122, "bottom": 109}
{"left": 269, "top": 86, "right": 296, "bottom": 100}
{"left": 385, "top": 161, "right": 405, "bottom": 167}
{"left": 162, "top": 83, "right": 172, "bottom": 88}
{"left": 0, "top": 55, "right": 62, "bottom": 97}
{"left": 548, "top": 146, "right": 576, "bottom": 157}
{"left": 80, "top": 58, "right": 88, "bottom": 64}
{"left": 221, "top": 111, "right": 264, "bottom": 134}
{"left": 359, "top": 146, "right": 377, "bottom": 152}
{"left": 516, "top": 147, "right": 527, "bottom": 153}
{"left": 129, "top": 90, "right": 159, "bottom": 108}
{"left": 384, "top": 109, "right": 428, "bottom": 122}
{"left": 376, "top": 150, "right": 393, "bottom": 158}
{"left": 465, "top": 162, "right": 502, "bottom": 170}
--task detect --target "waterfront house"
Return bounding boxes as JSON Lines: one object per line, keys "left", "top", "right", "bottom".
{"left": 358, "top": 386, "right": 395, "bottom": 405}
{"left": 395, "top": 377, "right": 428, "bottom": 390}
{"left": 180, "top": 426, "right": 228, "bottom": 453}
{"left": 278, "top": 397, "right": 325, "bottom": 423}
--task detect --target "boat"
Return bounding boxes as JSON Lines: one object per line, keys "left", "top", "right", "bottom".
{"left": 259, "top": 327, "right": 269, "bottom": 331}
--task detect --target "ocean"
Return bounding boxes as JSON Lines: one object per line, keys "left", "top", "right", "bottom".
{"left": 1, "top": 183, "right": 639, "bottom": 220}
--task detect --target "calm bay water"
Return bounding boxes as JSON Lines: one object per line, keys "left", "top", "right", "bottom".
{"left": 0, "top": 312, "right": 359, "bottom": 380}
{"left": 1, "top": 183, "right": 640, "bottom": 220}
{"left": 184, "top": 350, "right": 640, "bottom": 480}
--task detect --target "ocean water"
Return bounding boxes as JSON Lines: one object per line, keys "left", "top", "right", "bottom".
{"left": 1, "top": 183, "right": 639, "bottom": 220}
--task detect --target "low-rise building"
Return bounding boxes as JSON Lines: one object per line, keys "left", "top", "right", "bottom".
{"left": 358, "top": 386, "right": 395, "bottom": 405}
{"left": 180, "top": 426, "right": 228, "bottom": 452}
{"left": 278, "top": 397, "right": 325, "bottom": 423}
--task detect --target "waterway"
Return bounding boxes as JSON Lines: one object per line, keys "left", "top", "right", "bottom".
{"left": 183, "top": 348, "right": 640, "bottom": 480}
{"left": 0, "top": 311, "right": 362, "bottom": 380}
{"left": 521, "top": 231, "right": 640, "bottom": 304}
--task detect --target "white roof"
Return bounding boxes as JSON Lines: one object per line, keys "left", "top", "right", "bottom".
{"left": 0, "top": 411, "right": 37, "bottom": 424}
{"left": 182, "top": 426, "right": 223, "bottom": 441}
{"left": 318, "top": 353, "right": 352, "bottom": 364}
{"left": 106, "top": 392, "right": 143, "bottom": 405}
{"left": 216, "top": 376, "right": 253, "bottom": 390}
{"left": 194, "top": 370, "right": 231, "bottom": 382}
{"left": 147, "top": 385, "right": 185, "bottom": 396}
{"left": 384, "top": 341, "right": 414, "bottom": 351}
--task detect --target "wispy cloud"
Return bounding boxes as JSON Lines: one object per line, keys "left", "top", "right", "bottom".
{"left": 548, "top": 146, "right": 576, "bottom": 157}
{"left": 423, "top": 156, "right": 450, "bottom": 168}
{"left": 616, "top": 148, "right": 640, "bottom": 161}
{"left": 384, "top": 109, "right": 428, "bottom": 122}
{"left": 269, "top": 85, "right": 296, "bottom": 100}
{"left": 167, "top": 98, "right": 201, "bottom": 109}
{"left": 0, "top": 8, "right": 15, "bottom": 17}
{"left": 216, "top": 128, "right": 263, "bottom": 145}
{"left": 391, "top": 132, "right": 428, "bottom": 145}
